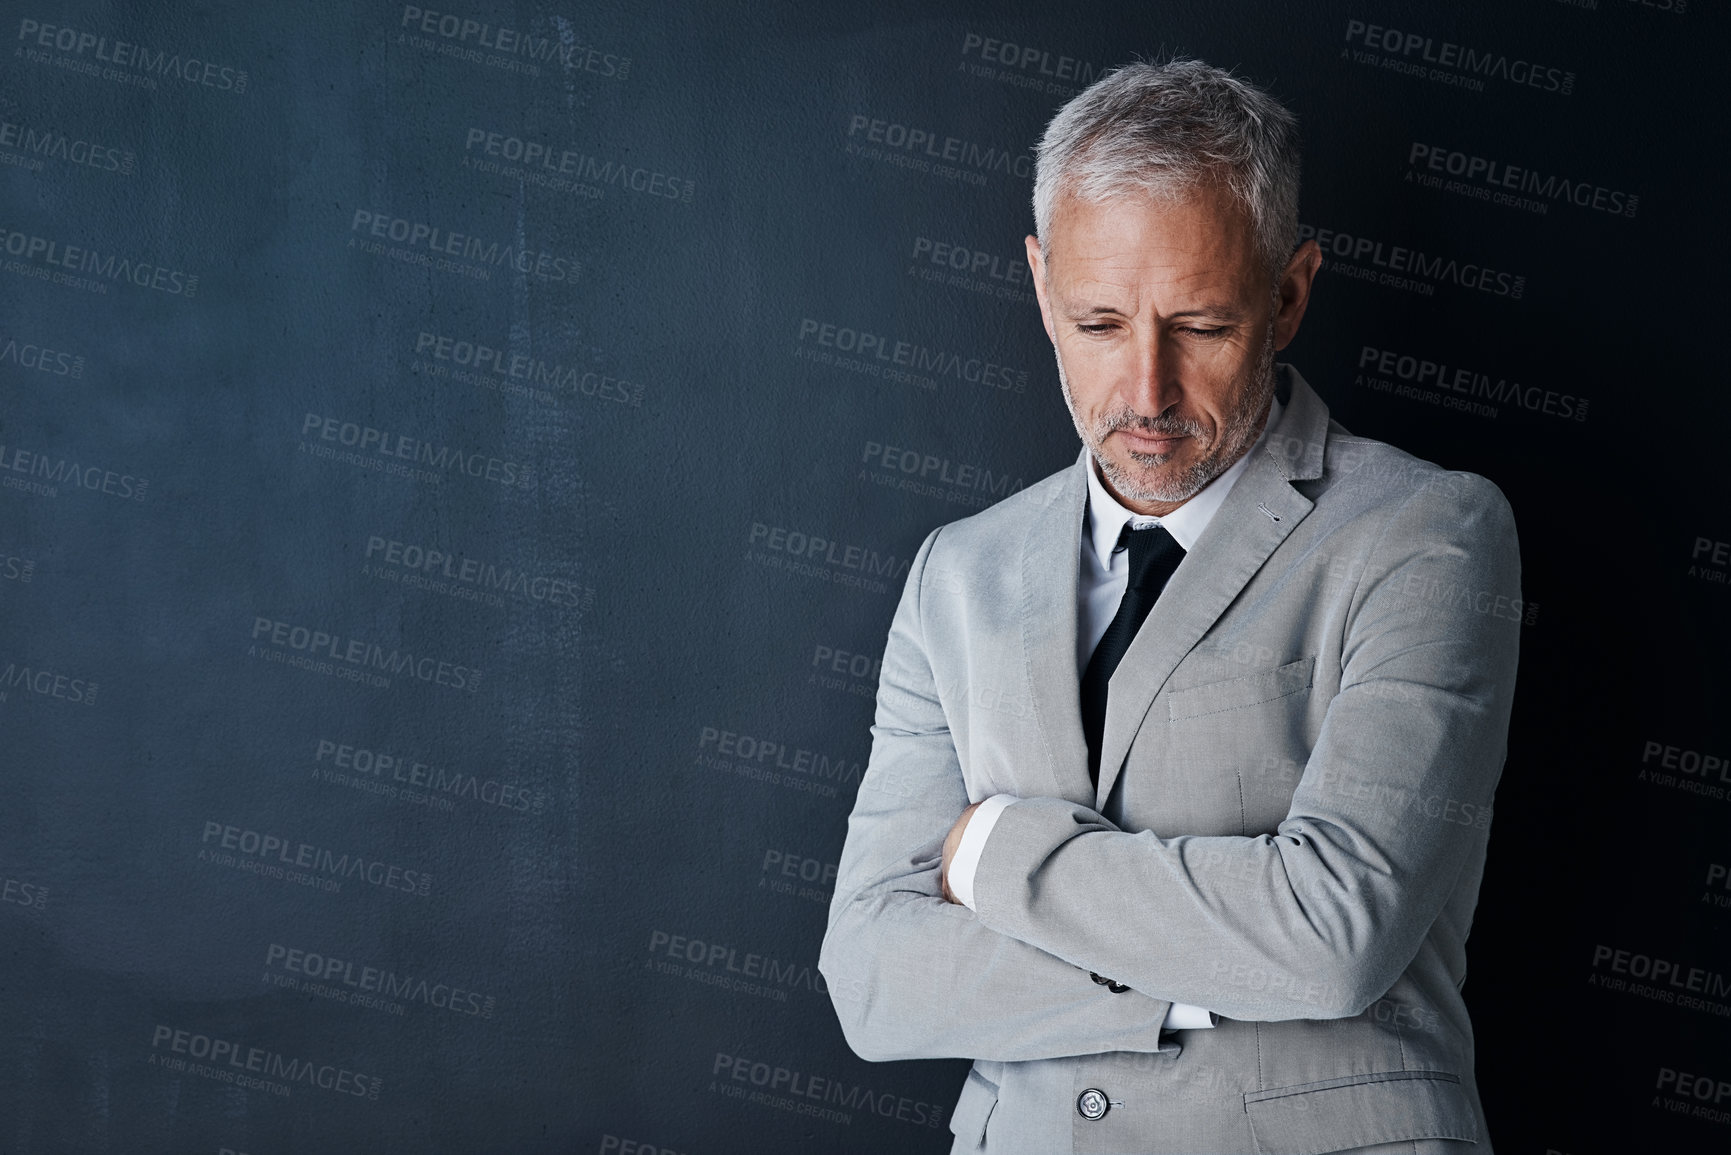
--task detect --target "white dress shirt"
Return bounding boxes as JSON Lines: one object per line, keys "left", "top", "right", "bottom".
{"left": 947, "top": 396, "right": 1284, "bottom": 1031}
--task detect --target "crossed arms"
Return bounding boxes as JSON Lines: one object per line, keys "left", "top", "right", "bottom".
{"left": 818, "top": 475, "right": 1521, "bottom": 1064}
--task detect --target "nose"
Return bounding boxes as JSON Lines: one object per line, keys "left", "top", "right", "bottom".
{"left": 1123, "top": 328, "right": 1182, "bottom": 419}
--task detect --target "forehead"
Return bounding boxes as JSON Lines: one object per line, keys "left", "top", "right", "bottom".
{"left": 1044, "top": 184, "right": 1261, "bottom": 302}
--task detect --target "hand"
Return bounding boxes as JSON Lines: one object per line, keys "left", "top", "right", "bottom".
{"left": 940, "top": 801, "right": 983, "bottom": 904}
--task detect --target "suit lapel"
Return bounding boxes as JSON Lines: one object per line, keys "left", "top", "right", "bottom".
{"left": 1093, "top": 368, "right": 1332, "bottom": 808}
{"left": 1018, "top": 450, "right": 1095, "bottom": 805}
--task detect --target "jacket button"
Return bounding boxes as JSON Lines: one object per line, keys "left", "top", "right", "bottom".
{"left": 1077, "top": 1088, "right": 1110, "bottom": 1121}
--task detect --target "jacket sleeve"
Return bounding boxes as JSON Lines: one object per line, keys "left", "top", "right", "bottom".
{"left": 819, "top": 525, "right": 1178, "bottom": 1062}
{"left": 966, "top": 474, "right": 1522, "bottom": 1022}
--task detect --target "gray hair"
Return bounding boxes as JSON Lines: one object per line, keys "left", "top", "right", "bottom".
{"left": 1032, "top": 58, "right": 1302, "bottom": 279}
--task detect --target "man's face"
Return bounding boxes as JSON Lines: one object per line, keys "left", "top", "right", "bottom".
{"left": 1027, "top": 181, "right": 1320, "bottom": 515}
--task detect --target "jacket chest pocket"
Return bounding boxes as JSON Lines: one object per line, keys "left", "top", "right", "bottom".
{"left": 1156, "top": 657, "right": 1317, "bottom": 834}
{"left": 1165, "top": 656, "right": 1315, "bottom": 722}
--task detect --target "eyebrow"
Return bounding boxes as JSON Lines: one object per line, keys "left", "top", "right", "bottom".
{"left": 1065, "top": 302, "right": 1248, "bottom": 321}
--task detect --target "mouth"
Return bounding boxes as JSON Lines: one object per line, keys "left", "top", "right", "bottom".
{"left": 1115, "top": 428, "right": 1188, "bottom": 457}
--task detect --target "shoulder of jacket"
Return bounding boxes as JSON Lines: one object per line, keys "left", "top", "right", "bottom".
{"left": 1312, "top": 437, "right": 1517, "bottom": 572}
{"left": 923, "top": 458, "right": 1076, "bottom": 552}
{"left": 1321, "top": 434, "right": 1505, "bottom": 514}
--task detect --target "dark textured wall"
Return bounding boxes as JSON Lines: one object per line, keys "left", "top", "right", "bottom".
{"left": 3, "top": 1, "right": 1727, "bottom": 1152}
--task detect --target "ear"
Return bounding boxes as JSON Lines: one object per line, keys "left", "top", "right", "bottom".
{"left": 1272, "top": 239, "right": 1322, "bottom": 351}
{"left": 1025, "top": 234, "right": 1058, "bottom": 346}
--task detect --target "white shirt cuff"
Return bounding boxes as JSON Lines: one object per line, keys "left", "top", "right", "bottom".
{"left": 1162, "top": 1002, "right": 1218, "bottom": 1030}
{"left": 948, "top": 793, "right": 1018, "bottom": 911}
{"left": 947, "top": 793, "right": 1218, "bottom": 1030}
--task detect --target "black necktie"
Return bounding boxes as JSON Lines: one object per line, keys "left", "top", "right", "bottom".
{"left": 1081, "top": 524, "right": 1186, "bottom": 786}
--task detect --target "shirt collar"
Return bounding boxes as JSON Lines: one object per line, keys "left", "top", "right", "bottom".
{"left": 1083, "top": 394, "right": 1283, "bottom": 567}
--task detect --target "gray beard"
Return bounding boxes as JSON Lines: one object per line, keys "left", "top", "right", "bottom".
{"left": 1055, "top": 323, "right": 1277, "bottom": 506}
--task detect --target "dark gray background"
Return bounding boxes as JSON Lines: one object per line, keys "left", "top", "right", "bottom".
{"left": 2, "top": 1, "right": 1726, "bottom": 1152}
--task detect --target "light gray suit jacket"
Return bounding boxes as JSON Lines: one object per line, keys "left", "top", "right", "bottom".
{"left": 819, "top": 367, "right": 1522, "bottom": 1155}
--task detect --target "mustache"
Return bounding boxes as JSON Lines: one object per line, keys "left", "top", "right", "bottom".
{"left": 1096, "top": 410, "right": 1210, "bottom": 440}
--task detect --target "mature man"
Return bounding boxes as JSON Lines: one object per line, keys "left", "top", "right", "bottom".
{"left": 819, "top": 60, "right": 1521, "bottom": 1154}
